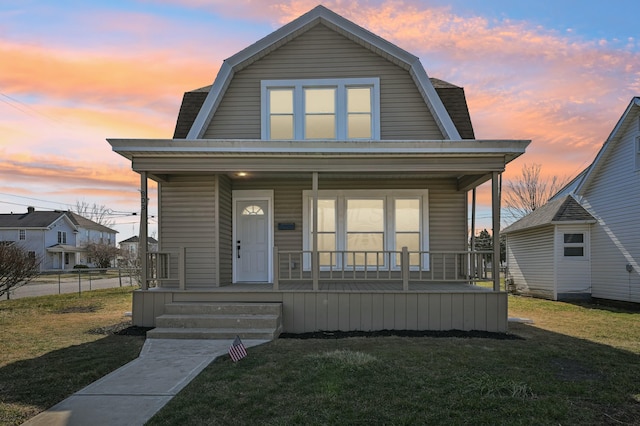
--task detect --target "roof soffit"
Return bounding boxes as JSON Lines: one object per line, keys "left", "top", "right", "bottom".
{"left": 186, "top": 5, "right": 460, "bottom": 140}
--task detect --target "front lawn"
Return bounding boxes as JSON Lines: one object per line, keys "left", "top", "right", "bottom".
{"left": 148, "top": 296, "right": 640, "bottom": 425}
{"left": 0, "top": 287, "right": 145, "bottom": 426}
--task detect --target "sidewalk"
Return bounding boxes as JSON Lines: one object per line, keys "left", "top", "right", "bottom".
{"left": 22, "top": 338, "right": 268, "bottom": 426}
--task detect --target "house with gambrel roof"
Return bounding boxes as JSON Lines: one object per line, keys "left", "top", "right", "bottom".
{"left": 108, "top": 6, "right": 529, "bottom": 337}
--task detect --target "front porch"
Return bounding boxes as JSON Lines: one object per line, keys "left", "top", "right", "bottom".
{"left": 134, "top": 247, "right": 507, "bottom": 333}
{"left": 133, "top": 282, "right": 507, "bottom": 333}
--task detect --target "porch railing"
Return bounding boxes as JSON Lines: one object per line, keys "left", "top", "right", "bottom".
{"left": 146, "top": 248, "right": 186, "bottom": 289}
{"left": 274, "top": 247, "right": 494, "bottom": 289}
{"left": 142, "top": 247, "right": 493, "bottom": 291}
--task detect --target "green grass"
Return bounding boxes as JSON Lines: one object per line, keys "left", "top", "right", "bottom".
{"left": 3, "top": 291, "right": 640, "bottom": 425}
{"left": 0, "top": 287, "right": 145, "bottom": 426}
{"left": 148, "top": 296, "right": 640, "bottom": 426}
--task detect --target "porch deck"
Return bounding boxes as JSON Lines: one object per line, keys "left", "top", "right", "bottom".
{"left": 135, "top": 281, "right": 506, "bottom": 333}
{"left": 154, "top": 281, "right": 495, "bottom": 293}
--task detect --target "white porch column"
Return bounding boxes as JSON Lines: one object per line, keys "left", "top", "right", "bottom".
{"left": 492, "top": 172, "right": 502, "bottom": 291}
{"left": 139, "top": 172, "right": 149, "bottom": 290}
{"left": 312, "top": 172, "right": 319, "bottom": 290}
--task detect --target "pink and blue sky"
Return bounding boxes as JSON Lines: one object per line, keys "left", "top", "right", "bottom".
{"left": 2, "top": 1, "right": 639, "bottom": 240}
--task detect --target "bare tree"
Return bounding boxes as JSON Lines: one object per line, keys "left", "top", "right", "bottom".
{"left": 503, "top": 163, "right": 569, "bottom": 223}
{"left": 85, "top": 242, "right": 120, "bottom": 269}
{"left": 0, "top": 244, "right": 41, "bottom": 299}
{"left": 74, "top": 201, "right": 115, "bottom": 228}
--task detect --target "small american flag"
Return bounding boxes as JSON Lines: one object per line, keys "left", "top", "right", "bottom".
{"left": 228, "top": 335, "right": 247, "bottom": 362}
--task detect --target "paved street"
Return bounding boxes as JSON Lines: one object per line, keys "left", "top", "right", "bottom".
{"left": 4, "top": 272, "right": 139, "bottom": 300}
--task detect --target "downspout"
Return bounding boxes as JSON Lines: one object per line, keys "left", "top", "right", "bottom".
{"left": 139, "top": 172, "right": 148, "bottom": 290}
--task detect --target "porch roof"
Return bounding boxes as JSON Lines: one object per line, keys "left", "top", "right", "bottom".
{"left": 109, "top": 139, "right": 528, "bottom": 158}
{"left": 109, "top": 139, "right": 528, "bottom": 191}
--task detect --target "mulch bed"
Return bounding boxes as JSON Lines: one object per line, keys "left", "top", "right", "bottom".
{"left": 280, "top": 329, "right": 523, "bottom": 340}
{"left": 88, "top": 325, "right": 522, "bottom": 339}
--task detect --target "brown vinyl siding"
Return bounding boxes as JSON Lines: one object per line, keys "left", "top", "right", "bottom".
{"left": 159, "top": 175, "right": 217, "bottom": 288}
{"left": 205, "top": 24, "right": 443, "bottom": 140}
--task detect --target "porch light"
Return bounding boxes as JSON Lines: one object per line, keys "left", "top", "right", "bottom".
{"left": 236, "top": 172, "right": 248, "bottom": 177}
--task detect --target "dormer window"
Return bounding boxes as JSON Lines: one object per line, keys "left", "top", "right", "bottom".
{"left": 261, "top": 78, "right": 380, "bottom": 140}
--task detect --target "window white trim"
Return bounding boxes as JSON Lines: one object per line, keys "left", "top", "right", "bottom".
{"left": 261, "top": 78, "right": 380, "bottom": 140}
{"left": 302, "top": 189, "right": 429, "bottom": 270}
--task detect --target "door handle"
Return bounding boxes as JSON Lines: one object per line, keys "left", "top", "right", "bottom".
{"left": 237, "top": 241, "right": 241, "bottom": 258}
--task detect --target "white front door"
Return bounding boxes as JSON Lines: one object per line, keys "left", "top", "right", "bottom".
{"left": 235, "top": 199, "right": 270, "bottom": 282}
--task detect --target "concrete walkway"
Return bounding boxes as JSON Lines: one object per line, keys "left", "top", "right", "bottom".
{"left": 22, "top": 338, "right": 268, "bottom": 426}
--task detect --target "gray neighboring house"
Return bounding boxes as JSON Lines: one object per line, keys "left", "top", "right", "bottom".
{"left": 119, "top": 236, "right": 158, "bottom": 266}
{"left": 0, "top": 207, "right": 118, "bottom": 271}
{"left": 504, "top": 97, "right": 640, "bottom": 303}
{"left": 108, "top": 5, "right": 529, "bottom": 334}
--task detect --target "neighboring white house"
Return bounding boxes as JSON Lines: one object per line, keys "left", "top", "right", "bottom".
{"left": 0, "top": 207, "right": 118, "bottom": 270}
{"left": 119, "top": 236, "right": 158, "bottom": 266}
{"left": 504, "top": 97, "right": 640, "bottom": 303}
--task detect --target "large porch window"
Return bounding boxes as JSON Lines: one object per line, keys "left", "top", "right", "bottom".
{"left": 303, "top": 190, "right": 429, "bottom": 270}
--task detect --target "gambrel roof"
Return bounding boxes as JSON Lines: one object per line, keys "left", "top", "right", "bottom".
{"left": 186, "top": 5, "right": 461, "bottom": 140}
{"left": 173, "top": 78, "right": 475, "bottom": 140}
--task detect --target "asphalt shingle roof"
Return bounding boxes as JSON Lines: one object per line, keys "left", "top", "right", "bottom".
{"left": 0, "top": 209, "right": 117, "bottom": 233}
{"left": 503, "top": 195, "right": 596, "bottom": 234}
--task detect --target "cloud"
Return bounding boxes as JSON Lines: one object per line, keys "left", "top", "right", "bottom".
{"left": 3, "top": 0, "right": 639, "bottom": 233}
{"left": 0, "top": 40, "right": 214, "bottom": 112}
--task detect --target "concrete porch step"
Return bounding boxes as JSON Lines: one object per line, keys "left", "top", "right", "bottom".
{"left": 155, "top": 313, "right": 280, "bottom": 329}
{"left": 164, "top": 302, "right": 282, "bottom": 316}
{"left": 150, "top": 302, "right": 283, "bottom": 340}
{"left": 147, "top": 327, "right": 281, "bottom": 340}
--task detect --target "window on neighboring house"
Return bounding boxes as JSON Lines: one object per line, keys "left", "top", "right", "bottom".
{"left": 563, "top": 233, "right": 585, "bottom": 257}
{"left": 262, "top": 78, "right": 380, "bottom": 140}
{"left": 58, "top": 231, "right": 67, "bottom": 244}
{"left": 19, "top": 229, "right": 26, "bottom": 240}
{"left": 303, "top": 190, "right": 429, "bottom": 270}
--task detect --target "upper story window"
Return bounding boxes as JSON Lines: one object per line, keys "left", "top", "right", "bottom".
{"left": 261, "top": 78, "right": 380, "bottom": 141}
{"left": 19, "top": 229, "right": 26, "bottom": 240}
{"left": 58, "top": 231, "right": 67, "bottom": 244}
